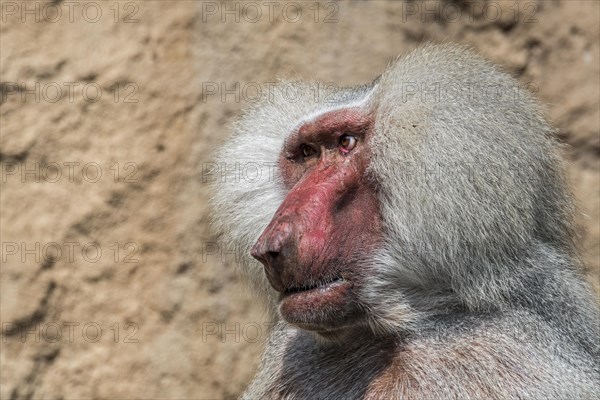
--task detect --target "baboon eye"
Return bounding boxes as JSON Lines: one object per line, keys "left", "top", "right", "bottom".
{"left": 301, "top": 144, "right": 317, "bottom": 158}
{"left": 339, "top": 135, "right": 357, "bottom": 153}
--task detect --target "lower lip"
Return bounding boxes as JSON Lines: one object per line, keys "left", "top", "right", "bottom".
{"left": 280, "top": 279, "right": 352, "bottom": 313}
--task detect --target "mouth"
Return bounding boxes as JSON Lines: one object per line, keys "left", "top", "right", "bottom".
{"left": 278, "top": 275, "right": 358, "bottom": 331}
{"left": 282, "top": 276, "right": 345, "bottom": 296}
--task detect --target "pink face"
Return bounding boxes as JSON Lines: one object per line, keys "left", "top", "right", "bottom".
{"left": 251, "top": 108, "right": 382, "bottom": 335}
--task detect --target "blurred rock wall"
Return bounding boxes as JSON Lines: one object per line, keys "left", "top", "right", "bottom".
{"left": 1, "top": 1, "right": 598, "bottom": 398}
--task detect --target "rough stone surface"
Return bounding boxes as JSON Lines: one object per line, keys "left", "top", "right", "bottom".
{"left": 1, "top": 1, "right": 598, "bottom": 398}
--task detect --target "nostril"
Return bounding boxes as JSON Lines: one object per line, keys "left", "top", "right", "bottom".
{"left": 267, "top": 251, "right": 279, "bottom": 259}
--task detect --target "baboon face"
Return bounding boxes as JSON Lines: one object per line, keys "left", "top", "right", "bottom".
{"left": 251, "top": 108, "right": 382, "bottom": 335}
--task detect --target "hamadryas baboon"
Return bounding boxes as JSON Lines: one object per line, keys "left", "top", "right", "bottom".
{"left": 210, "top": 44, "right": 600, "bottom": 399}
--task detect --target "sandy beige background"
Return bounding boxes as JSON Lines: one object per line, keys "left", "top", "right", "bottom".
{"left": 1, "top": 1, "right": 598, "bottom": 399}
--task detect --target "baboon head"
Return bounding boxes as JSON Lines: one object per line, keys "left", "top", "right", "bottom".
{"left": 211, "top": 44, "right": 575, "bottom": 340}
